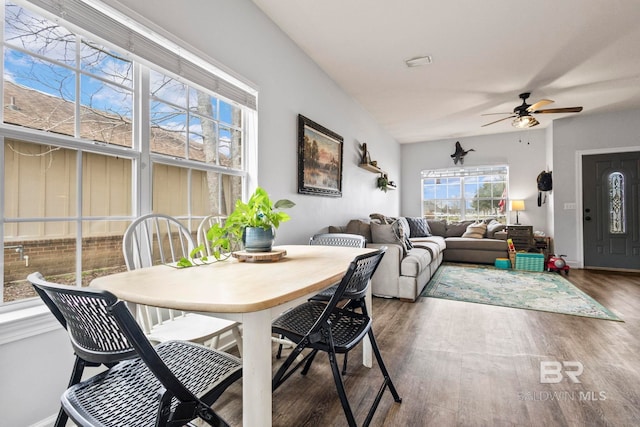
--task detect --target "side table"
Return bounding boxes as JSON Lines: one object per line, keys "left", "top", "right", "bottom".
{"left": 506, "top": 225, "right": 533, "bottom": 251}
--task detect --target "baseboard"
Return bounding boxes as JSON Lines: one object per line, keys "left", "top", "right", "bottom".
{"left": 29, "top": 414, "right": 56, "bottom": 427}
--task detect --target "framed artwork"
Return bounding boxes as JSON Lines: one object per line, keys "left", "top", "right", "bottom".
{"left": 297, "top": 114, "right": 343, "bottom": 197}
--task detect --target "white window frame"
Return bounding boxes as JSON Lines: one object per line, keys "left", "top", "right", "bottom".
{"left": 0, "top": 0, "right": 258, "bottom": 339}
{"left": 421, "top": 165, "right": 509, "bottom": 221}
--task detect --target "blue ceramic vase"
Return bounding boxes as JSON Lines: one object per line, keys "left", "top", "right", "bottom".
{"left": 242, "top": 226, "right": 274, "bottom": 252}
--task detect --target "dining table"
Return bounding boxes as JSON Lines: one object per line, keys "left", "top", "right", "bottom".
{"left": 91, "top": 244, "right": 375, "bottom": 426}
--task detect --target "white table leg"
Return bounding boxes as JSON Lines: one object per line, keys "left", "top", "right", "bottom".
{"left": 241, "top": 309, "right": 272, "bottom": 427}
{"left": 363, "top": 283, "right": 373, "bottom": 368}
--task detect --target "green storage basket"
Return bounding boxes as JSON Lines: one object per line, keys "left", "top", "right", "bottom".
{"left": 515, "top": 252, "right": 545, "bottom": 272}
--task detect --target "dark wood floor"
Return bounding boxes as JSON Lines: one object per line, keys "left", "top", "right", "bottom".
{"left": 214, "top": 269, "right": 640, "bottom": 426}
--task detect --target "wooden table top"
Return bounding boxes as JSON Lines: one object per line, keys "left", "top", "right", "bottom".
{"left": 91, "top": 245, "right": 374, "bottom": 313}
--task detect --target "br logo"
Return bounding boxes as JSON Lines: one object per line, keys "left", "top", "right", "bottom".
{"left": 540, "top": 361, "right": 584, "bottom": 383}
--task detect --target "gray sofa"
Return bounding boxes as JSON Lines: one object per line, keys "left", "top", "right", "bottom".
{"left": 329, "top": 216, "right": 508, "bottom": 302}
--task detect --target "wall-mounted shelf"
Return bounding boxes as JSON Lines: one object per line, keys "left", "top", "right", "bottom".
{"left": 358, "top": 163, "right": 383, "bottom": 174}
{"left": 359, "top": 143, "right": 398, "bottom": 191}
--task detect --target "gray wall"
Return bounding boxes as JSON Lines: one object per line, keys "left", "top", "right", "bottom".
{"left": 401, "top": 108, "right": 640, "bottom": 266}
{"left": 550, "top": 108, "right": 640, "bottom": 266}
{"left": 2, "top": 1, "right": 400, "bottom": 425}
{"left": 400, "top": 130, "right": 550, "bottom": 234}
{"left": 111, "top": 0, "right": 402, "bottom": 240}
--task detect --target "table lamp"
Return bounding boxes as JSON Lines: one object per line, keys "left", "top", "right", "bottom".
{"left": 510, "top": 200, "right": 525, "bottom": 225}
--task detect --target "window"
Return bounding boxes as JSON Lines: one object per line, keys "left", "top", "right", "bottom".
{"left": 421, "top": 166, "right": 508, "bottom": 222}
{"left": 608, "top": 172, "right": 625, "bottom": 234}
{"left": 1, "top": 0, "right": 257, "bottom": 307}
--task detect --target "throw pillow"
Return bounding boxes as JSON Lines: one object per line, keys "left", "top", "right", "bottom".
{"left": 369, "top": 213, "right": 392, "bottom": 224}
{"left": 462, "top": 221, "right": 487, "bottom": 239}
{"left": 486, "top": 219, "right": 506, "bottom": 238}
{"left": 345, "top": 219, "right": 372, "bottom": 242}
{"left": 426, "top": 219, "right": 447, "bottom": 237}
{"left": 404, "top": 217, "right": 431, "bottom": 237}
{"left": 370, "top": 220, "right": 410, "bottom": 256}
{"left": 445, "top": 220, "right": 475, "bottom": 237}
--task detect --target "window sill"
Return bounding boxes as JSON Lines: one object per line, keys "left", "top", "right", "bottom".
{"left": 0, "top": 304, "right": 61, "bottom": 345}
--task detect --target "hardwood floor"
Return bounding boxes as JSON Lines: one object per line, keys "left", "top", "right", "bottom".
{"left": 214, "top": 269, "right": 640, "bottom": 426}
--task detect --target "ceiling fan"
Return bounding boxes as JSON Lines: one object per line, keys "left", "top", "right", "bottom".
{"left": 481, "top": 92, "right": 583, "bottom": 128}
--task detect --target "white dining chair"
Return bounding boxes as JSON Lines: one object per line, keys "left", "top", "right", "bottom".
{"left": 123, "top": 213, "right": 242, "bottom": 355}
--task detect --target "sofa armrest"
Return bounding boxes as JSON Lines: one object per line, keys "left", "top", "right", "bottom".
{"left": 366, "top": 243, "right": 403, "bottom": 297}
{"left": 366, "top": 243, "right": 403, "bottom": 268}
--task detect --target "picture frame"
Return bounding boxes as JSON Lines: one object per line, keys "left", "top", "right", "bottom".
{"left": 297, "top": 114, "right": 343, "bottom": 197}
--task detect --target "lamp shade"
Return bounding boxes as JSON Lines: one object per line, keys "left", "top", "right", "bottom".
{"left": 512, "top": 115, "right": 539, "bottom": 128}
{"left": 510, "top": 200, "right": 525, "bottom": 211}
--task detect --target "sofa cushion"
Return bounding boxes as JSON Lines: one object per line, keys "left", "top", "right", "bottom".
{"left": 445, "top": 237, "right": 508, "bottom": 251}
{"left": 345, "top": 219, "right": 373, "bottom": 242}
{"left": 404, "top": 217, "right": 431, "bottom": 237}
{"left": 462, "top": 222, "right": 487, "bottom": 238}
{"left": 426, "top": 219, "right": 447, "bottom": 237}
{"left": 411, "top": 235, "right": 446, "bottom": 252}
{"left": 445, "top": 220, "right": 475, "bottom": 237}
{"left": 371, "top": 221, "right": 410, "bottom": 255}
{"left": 400, "top": 247, "right": 433, "bottom": 277}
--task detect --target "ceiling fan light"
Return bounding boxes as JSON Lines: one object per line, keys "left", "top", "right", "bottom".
{"left": 512, "top": 115, "right": 539, "bottom": 128}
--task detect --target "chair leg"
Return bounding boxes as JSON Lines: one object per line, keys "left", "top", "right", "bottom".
{"left": 367, "top": 329, "right": 401, "bottom": 402}
{"left": 232, "top": 325, "right": 243, "bottom": 357}
{"left": 300, "top": 349, "right": 319, "bottom": 375}
{"left": 55, "top": 356, "right": 88, "bottom": 427}
{"left": 272, "top": 342, "right": 307, "bottom": 391}
{"left": 342, "top": 352, "right": 349, "bottom": 375}
{"left": 327, "top": 350, "right": 357, "bottom": 427}
{"left": 276, "top": 341, "right": 283, "bottom": 359}
{"left": 209, "top": 335, "right": 220, "bottom": 350}
{"left": 362, "top": 328, "right": 402, "bottom": 427}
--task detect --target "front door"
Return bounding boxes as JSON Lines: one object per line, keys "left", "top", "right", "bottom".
{"left": 582, "top": 152, "right": 640, "bottom": 270}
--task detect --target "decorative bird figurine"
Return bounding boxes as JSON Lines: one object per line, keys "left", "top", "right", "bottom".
{"left": 451, "top": 141, "right": 474, "bottom": 165}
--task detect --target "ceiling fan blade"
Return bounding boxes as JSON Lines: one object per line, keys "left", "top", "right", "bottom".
{"left": 533, "top": 107, "right": 583, "bottom": 114}
{"left": 527, "top": 99, "right": 554, "bottom": 112}
{"left": 481, "top": 115, "right": 515, "bottom": 127}
{"left": 481, "top": 112, "right": 513, "bottom": 116}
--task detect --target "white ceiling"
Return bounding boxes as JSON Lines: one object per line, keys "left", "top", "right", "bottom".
{"left": 252, "top": 0, "right": 640, "bottom": 143}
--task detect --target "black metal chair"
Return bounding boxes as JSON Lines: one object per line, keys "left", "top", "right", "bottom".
{"left": 30, "top": 273, "right": 137, "bottom": 427}
{"left": 28, "top": 272, "right": 242, "bottom": 427}
{"left": 275, "top": 233, "right": 368, "bottom": 367}
{"left": 271, "top": 249, "right": 402, "bottom": 427}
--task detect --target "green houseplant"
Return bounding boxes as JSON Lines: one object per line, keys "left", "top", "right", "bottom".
{"left": 200, "top": 187, "right": 295, "bottom": 259}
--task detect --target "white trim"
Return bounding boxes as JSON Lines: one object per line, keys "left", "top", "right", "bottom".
{"left": 575, "top": 145, "right": 640, "bottom": 268}
{"left": 28, "top": 414, "right": 56, "bottom": 427}
{"left": 0, "top": 303, "right": 62, "bottom": 345}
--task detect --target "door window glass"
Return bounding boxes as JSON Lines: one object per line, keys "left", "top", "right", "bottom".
{"left": 608, "top": 172, "right": 625, "bottom": 234}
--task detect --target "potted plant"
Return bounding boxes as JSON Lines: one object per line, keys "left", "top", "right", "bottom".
{"left": 201, "top": 187, "right": 295, "bottom": 258}
{"left": 377, "top": 174, "right": 390, "bottom": 192}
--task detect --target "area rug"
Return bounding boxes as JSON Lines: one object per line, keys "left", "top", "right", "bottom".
{"left": 421, "top": 264, "right": 622, "bottom": 321}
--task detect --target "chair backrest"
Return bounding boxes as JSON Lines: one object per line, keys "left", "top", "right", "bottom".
{"left": 123, "top": 213, "right": 195, "bottom": 270}
{"left": 309, "top": 233, "right": 366, "bottom": 248}
{"left": 27, "top": 272, "right": 202, "bottom": 405}
{"left": 315, "top": 248, "right": 386, "bottom": 326}
{"left": 123, "top": 214, "right": 197, "bottom": 332}
{"left": 196, "top": 215, "right": 228, "bottom": 258}
{"left": 28, "top": 272, "right": 138, "bottom": 365}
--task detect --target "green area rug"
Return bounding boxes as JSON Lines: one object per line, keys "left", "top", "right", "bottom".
{"left": 421, "top": 264, "right": 621, "bottom": 321}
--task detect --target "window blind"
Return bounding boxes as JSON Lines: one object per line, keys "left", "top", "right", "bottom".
{"left": 25, "top": 0, "right": 257, "bottom": 110}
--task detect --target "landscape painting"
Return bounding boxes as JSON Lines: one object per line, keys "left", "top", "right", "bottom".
{"left": 297, "top": 114, "right": 343, "bottom": 197}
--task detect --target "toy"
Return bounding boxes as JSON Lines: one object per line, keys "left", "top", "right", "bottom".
{"left": 547, "top": 254, "right": 570, "bottom": 275}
